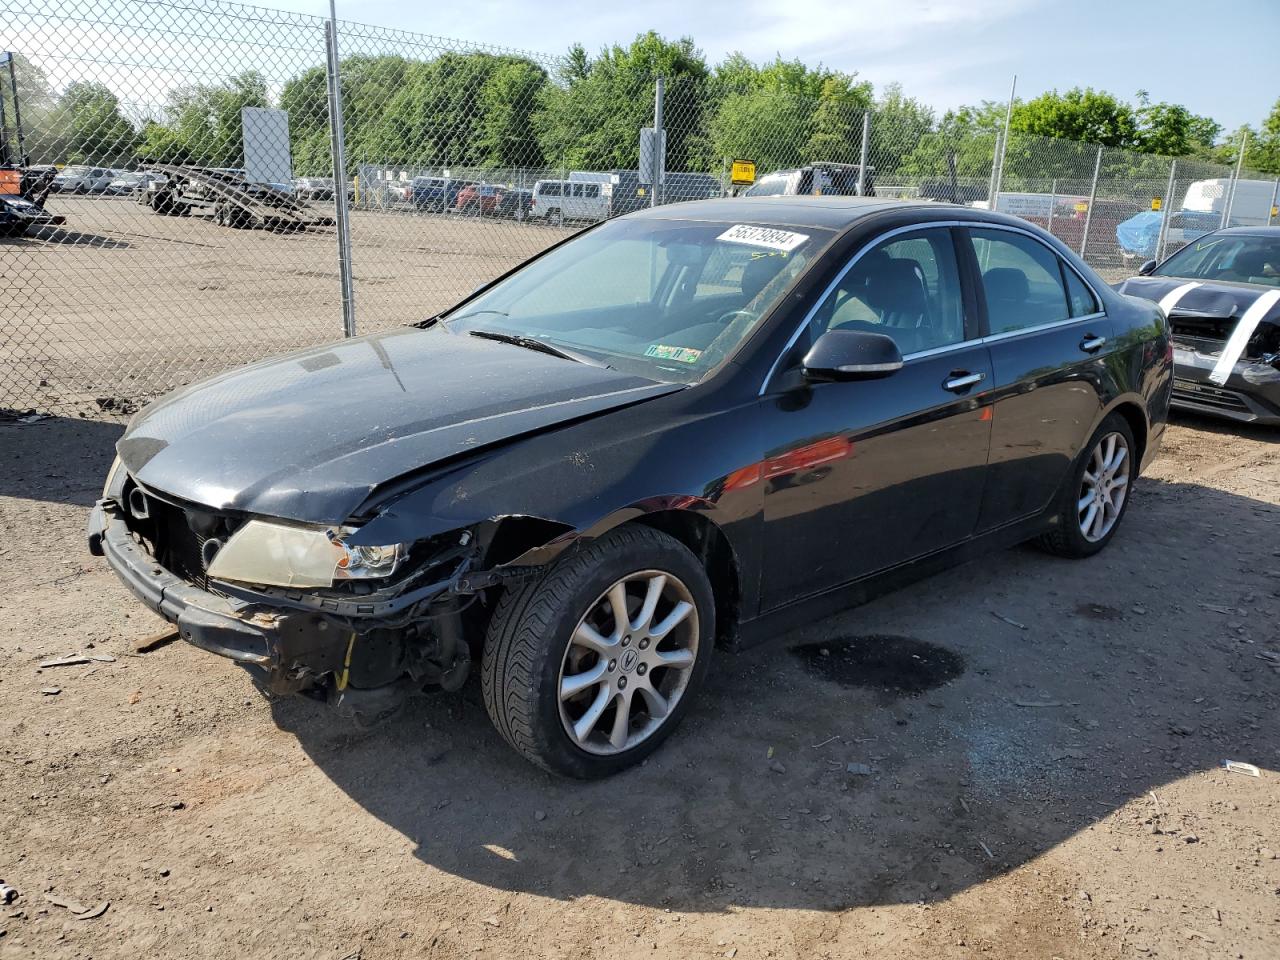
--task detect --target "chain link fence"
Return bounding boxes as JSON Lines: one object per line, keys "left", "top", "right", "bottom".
{"left": 3, "top": 0, "right": 1277, "bottom": 416}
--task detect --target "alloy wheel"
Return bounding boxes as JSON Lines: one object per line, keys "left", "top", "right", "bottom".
{"left": 558, "top": 570, "right": 699, "bottom": 755}
{"left": 1078, "top": 431, "right": 1130, "bottom": 542}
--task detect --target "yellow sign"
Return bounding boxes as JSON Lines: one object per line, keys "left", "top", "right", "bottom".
{"left": 1151, "top": 197, "right": 1162, "bottom": 211}
{"left": 637, "top": 186, "right": 646, "bottom": 197}
{"left": 730, "top": 159, "right": 756, "bottom": 186}
{"left": 1074, "top": 202, "right": 1089, "bottom": 213}
{"left": 1273, "top": 205, "right": 1279, "bottom": 218}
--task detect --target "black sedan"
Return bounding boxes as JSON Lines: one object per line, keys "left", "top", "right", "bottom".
{"left": 1115, "top": 227, "right": 1280, "bottom": 425}
{"left": 88, "top": 198, "right": 1171, "bottom": 778}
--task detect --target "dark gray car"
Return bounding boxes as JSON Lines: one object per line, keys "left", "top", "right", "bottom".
{"left": 1116, "top": 227, "right": 1280, "bottom": 425}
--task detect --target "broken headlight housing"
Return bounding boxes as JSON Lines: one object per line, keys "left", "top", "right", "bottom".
{"left": 205, "top": 519, "right": 407, "bottom": 588}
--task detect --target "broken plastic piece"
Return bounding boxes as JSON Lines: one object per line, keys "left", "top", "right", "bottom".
{"left": 1223, "top": 760, "right": 1261, "bottom": 777}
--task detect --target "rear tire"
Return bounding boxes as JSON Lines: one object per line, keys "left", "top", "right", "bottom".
{"left": 1038, "top": 412, "right": 1136, "bottom": 558}
{"left": 481, "top": 525, "right": 715, "bottom": 778}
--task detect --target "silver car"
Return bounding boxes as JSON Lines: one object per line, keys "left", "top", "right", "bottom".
{"left": 52, "top": 166, "right": 115, "bottom": 194}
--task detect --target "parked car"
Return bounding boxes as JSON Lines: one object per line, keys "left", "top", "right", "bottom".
{"left": 495, "top": 187, "right": 533, "bottom": 221}
{"left": 455, "top": 183, "right": 504, "bottom": 216}
{"left": 608, "top": 170, "right": 722, "bottom": 215}
{"left": 531, "top": 178, "right": 609, "bottom": 222}
{"left": 105, "top": 171, "right": 144, "bottom": 195}
{"left": 89, "top": 197, "right": 1170, "bottom": 778}
{"left": 52, "top": 165, "right": 115, "bottom": 194}
{"left": 411, "top": 176, "right": 475, "bottom": 212}
{"left": 1115, "top": 227, "right": 1279, "bottom": 425}
{"left": 742, "top": 162, "right": 875, "bottom": 199}
{"left": 387, "top": 181, "right": 414, "bottom": 203}
{"left": 294, "top": 177, "right": 336, "bottom": 201}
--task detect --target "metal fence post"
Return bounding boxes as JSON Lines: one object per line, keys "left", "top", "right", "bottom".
{"left": 324, "top": 7, "right": 356, "bottom": 338}
{"left": 1047, "top": 178, "right": 1057, "bottom": 235}
{"left": 986, "top": 130, "right": 1001, "bottom": 209}
{"left": 1269, "top": 178, "right": 1280, "bottom": 227}
{"left": 652, "top": 76, "right": 664, "bottom": 208}
{"left": 1157, "top": 160, "right": 1172, "bottom": 263}
{"left": 1079, "top": 145, "right": 1103, "bottom": 259}
{"left": 993, "top": 74, "right": 1016, "bottom": 201}
{"left": 1221, "top": 130, "right": 1248, "bottom": 229}
{"left": 857, "top": 111, "right": 870, "bottom": 196}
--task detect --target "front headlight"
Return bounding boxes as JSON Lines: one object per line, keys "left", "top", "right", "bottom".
{"left": 102, "top": 455, "right": 125, "bottom": 498}
{"left": 206, "top": 519, "right": 407, "bottom": 588}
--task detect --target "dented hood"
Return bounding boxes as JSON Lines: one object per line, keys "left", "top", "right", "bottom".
{"left": 117, "top": 326, "right": 679, "bottom": 524}
{"left": 1116, "top": 276, "right": 1280, "bottom": 325}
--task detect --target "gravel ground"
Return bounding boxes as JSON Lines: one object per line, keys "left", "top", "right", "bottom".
{"left": 0, "top": 409, "right": 1277, "bottom": 960}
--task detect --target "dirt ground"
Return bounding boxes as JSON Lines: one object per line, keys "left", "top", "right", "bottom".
{"left": 0, "top": 407, "right": 1277, "bottom": 960}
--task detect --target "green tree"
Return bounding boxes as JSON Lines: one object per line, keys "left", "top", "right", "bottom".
{"left": 870, "top": 83, "right": 935, "bottom": 175}
{"left": 367, "top": 52, "right": 547, "bottom": 168}
{"left": 0, "top": 52, "right": 61, "bottom": 163}
{"left": 138, "top": 71, "right": 268, "bottom": 167}
{"left": 707, "top": 56, "right": 870, "bottom": 171}
{"left": 1011, "top": 87, "right": 1139, "bottom": 147}
{"left": 534, "top": 32, "right": 710, "bottom": 171}
{"left": 49, "top": 81, "right": 137, "bottom": 165}
{"left": 1134, "top": 91, "right": 1220, "bottom": 157}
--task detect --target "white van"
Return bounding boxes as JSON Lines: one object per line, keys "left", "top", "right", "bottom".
{"left": 531, "top": 177, "right": 610, "bottom": 223}
{"left": 1181, "top": 178, "right": 1276, "bottom": 227}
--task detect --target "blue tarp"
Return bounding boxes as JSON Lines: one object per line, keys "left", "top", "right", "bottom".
{"left": 1115, "top": 211, "right": 1163, "bottom": 257}
{"left": 1116, "top": 210, "right": 1224, "bottom": 258}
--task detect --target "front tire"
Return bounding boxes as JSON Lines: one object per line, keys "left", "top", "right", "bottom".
{"left": 481, "top": 526, "right": 715, "bottom": 778}
{"left": 1038, "top": 412, "right": 1135, "bottom": 558}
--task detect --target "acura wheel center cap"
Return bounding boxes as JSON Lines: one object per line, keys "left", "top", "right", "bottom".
{"left": 620, "top": 649, "right": 639, "bottom": 673}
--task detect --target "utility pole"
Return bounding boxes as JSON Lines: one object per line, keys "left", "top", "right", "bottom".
{"left": 992, "top": 74, "right": 1016, "bottom": 202}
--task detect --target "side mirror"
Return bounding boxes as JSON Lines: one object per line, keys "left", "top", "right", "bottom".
{"left": 1138, "top": 259, "right": 1157, "bottom": 276}
{"left": 802, "top": 329, "right": 904, "bottom": 382}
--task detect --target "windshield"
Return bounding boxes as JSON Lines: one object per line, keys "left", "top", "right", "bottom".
{"left": 1155, "top": 233, "right": 1280, "bottom": 288}
{"left": 744, "top": 174, "right": 792, "bottom": 197}
{"left": 443, "top": 217, "right": 830, "bottom": 383}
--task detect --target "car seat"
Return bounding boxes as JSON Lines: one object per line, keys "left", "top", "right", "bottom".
{"left": 982, "top": 267, "right": 1030, "bottom": 333}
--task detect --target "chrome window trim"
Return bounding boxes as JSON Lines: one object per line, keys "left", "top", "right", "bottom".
{"left": 758, "top": 218, "right": 1107, "bottom": 395}
{"left": 981, "top": 311, "right": 1106, "bottom": 345}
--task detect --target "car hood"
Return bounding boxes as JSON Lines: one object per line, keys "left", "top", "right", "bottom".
{"left": 1115, "top": 275, "right": 1280, "bottom": 324}
{"left": 117, "top": 326, "right": 680, "bottom": 524}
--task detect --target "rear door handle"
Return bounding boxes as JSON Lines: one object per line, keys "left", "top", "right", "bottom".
{"left": 943, "top": 371, "right": 986, "bottom": 392}
{"left": 1079, "top": 334, "right": 1107, "bottom": 353}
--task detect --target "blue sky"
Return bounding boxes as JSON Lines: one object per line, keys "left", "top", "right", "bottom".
{"left": 296, "top": 0, "right": 1277, "bottom": 134}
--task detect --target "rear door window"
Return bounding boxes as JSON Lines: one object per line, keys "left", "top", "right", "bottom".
{"left": 967, "top": 229, "right": 1070, "bottom": 334}
{"left": 1063, "top": 265, "right": 1099, "bottom": 316}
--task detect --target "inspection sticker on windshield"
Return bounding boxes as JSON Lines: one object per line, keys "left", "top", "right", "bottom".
{"left": 645, "top": 344, "right": 702, "bottom": 363}
{"left": 717, "top": 224, "right": 809, "bottom": 252}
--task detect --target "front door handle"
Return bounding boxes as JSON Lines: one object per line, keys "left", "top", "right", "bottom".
{"left": 943, "top": 371, "right": 986, "bottom": 392}
{"left": 1079, "top": 334, "right": 1107, "bottom": 353}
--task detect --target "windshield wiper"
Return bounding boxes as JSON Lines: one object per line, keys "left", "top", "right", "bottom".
{"left": 469, "top": 329, "right": 604, "bottom": 367}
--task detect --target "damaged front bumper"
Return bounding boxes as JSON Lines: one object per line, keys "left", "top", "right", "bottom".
{"left": 1171, "top": 341, "right": 1280, "bottom": 426}
{"left": 87, "top": 501, "right": 478, "bottom": 709}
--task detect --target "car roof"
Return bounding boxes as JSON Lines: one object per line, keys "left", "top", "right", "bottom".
{"left": 622, "top": 195, "right": 1026, "bottom": 231}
